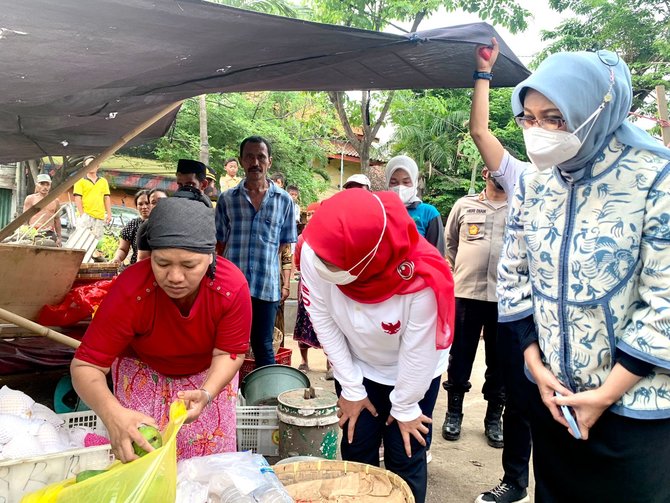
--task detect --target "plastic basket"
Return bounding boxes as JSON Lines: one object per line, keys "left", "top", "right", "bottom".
{"left": 239, "top": 347, "right": 292, "bottom": 382}
{"left": 236, "top": 405, "right": 279, "bottom": 456}
{"left": 0, "top": 411, "right": 112, "bottom": 503}
{"left": 59, "top": 410, "right": 108, "bottom": 435}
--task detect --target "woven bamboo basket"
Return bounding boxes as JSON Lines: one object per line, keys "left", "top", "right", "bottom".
{"left": 273, "top": 460, "right": 415, "bottom": 502}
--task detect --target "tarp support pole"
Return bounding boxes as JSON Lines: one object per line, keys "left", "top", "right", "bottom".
{"left": 0, "top": 307, "right": 81, "bottom": 349}
{"left": 0, "top": 100, "right": 184, "bottom": 242}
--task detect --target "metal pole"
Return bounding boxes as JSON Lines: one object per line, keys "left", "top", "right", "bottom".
{"left": 340, "top": 148, "right": 345, "bottom": 190}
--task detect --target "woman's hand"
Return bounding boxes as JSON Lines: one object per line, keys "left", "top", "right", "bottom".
{"left": 524, "top": 343, "right": 573, "bottom": 429}
{"left": 475, "top": 37, "right": 499, "bottom": 73}
{"left": 530, "top": 363, "right": 574, "bottom": 428}
{"left": 102, "top": 406, "right": 158, "bottom": 463}
{"left": 336, "top": 396, "right": 378, "bottom": 444}
{"left": 552, "top": 389, "right": 610, "bottom": 440}
{"left": 552, "top": 363, "right": 643, "bottom": 440}
{"left": 177, "top": 389, "right": 209, "bottom": 424}
{"left": 386, "top": 414, "right": 432, "bottom": 457}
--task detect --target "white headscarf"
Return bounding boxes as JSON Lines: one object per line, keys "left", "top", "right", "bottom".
{"left": 385, "top": 155, "right": 421, "bottom": 205}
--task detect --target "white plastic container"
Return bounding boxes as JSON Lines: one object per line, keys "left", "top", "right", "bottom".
{"left": 0, "top": 410, "right": 113, "bottom": 503}
{"left": 236, "top": 405, "right": 279, "bottom": 457}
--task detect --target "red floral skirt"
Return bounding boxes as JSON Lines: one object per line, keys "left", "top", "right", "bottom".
{"left": 112, "top": 357, "right": 238, "bottom": 459}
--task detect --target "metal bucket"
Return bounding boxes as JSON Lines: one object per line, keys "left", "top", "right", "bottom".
{"left": 277, "top": 387, "right": 339, "bottom": 460}
{"left": 240, "top": 364, "right": 310, "bottom": 406}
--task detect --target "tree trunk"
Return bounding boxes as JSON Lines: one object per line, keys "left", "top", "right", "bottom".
{"left": 199, "top": 95, "right": 210, "bottom": 165}
{"left": 327, "top": 89, "right": 394, "bottom": 186}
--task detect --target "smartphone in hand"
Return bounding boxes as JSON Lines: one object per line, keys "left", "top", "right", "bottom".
{"left": 555, "top": 391, "right": 582, "bottom": 439}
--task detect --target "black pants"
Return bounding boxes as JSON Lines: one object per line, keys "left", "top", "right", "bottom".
{"left": 335, "top": 377, "right": 441, "bottom": 503}
{"left": 528, "top": 381, "right": 670, "bottom": 503}
{"left": 497, "top": 321, "right": 532, "bottom": 490}
{"left": 445, "top": 298, "right": 504, "bottom": 402}
{"left": 250, "top": 297, "right": 279, "bottom": 367}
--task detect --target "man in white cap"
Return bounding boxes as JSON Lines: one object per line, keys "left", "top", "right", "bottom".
{"left": 23, "top": 173, "right": 62, "bottom": 246}
{"left": 342, "top": 173, "right": 371, "bottom": 190}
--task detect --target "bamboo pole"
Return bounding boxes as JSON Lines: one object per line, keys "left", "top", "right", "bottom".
{"left": 0, "top": 307, "right": 81, "bottom": 349}
{"left": 656, "top": 85, "right": 670, "bottom": 146}
{"left": 0, "top": 99, "right": 185, "bottom": 241}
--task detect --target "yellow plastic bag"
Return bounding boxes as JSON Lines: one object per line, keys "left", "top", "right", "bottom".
{"left": 21, "top": 400, "right": 187, "bottom": 503}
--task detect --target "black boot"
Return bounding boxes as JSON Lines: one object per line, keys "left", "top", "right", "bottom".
{"left": 484, "top": 401, "right": 504, "bottom": 449}
{"left": 442, "top": 391, "right": 464, "bottom": 441}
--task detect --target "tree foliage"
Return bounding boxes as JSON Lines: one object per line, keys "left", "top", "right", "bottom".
{"left": 207, "top": 0, "right": 305, "bottom": 18}
{"left": 310, "top": 0, "right": 529, "bottom": 34}
{"left": 155, "top": 91, "right": 339, "bottom": 202}
{"left": 388, "top": 87, "right": 526, "bottom": 215}
{"left": 539, "top": 0, "right": 670, "bottom": 113}
{"left": 303, "top": 0, "right": 529, "bottom": 177}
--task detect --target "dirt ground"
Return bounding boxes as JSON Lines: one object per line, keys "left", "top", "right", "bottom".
{"left": 283, "top": 299, "right": 535, "bottom": 503}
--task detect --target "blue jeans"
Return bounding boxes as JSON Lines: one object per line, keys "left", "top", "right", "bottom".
{"left": 250, "top": 297, "right": 280, "bottom": 368}
{"left": 335, "top": 377, "right": 441, "bottom": 503}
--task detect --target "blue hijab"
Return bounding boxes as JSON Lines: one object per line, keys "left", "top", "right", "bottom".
{"left": 512, "top": 51, "right": 670, "bottom": 180}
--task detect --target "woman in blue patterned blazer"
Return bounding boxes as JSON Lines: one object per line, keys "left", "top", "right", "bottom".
{"left": 497, "top": 50, "right": 670, "bottom": 502}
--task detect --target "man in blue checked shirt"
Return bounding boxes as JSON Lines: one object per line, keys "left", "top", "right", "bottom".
{"left": 215, "top": 136, "right": 297, "bottom": 368}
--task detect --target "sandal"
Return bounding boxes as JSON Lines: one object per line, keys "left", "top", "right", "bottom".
{"left": 298, "top": 363, "right": 310, "bottom": 372}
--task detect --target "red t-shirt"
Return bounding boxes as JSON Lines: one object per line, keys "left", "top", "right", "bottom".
{"left": 75, "top": 256, "right": 251, "bottom": 376}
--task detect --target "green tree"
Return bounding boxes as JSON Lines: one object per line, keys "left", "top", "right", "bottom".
{"left": 539, "top": 0, "right": 670, "bottom": 113}
{"left": 208, "top": 0, "right": 303, "bottom": 18}
{"left": 308, "top": 0, "right": 529, "bottom": 180}
{"left": 388, "top": 87, "right": 525, "bottom": 215}
{"left": 155, "top": 91, "right": 338, "bottom": 202}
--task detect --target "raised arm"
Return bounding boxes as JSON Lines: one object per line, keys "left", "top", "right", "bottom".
{"left": 471, "top": 37, "right": 505, "bottom": 173}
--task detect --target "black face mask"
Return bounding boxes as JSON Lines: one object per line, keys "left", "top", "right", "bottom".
{"left": 491, "top": 177, "right": 505, "bottom": 192}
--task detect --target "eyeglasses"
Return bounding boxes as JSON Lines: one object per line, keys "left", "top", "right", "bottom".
{"left": 514, "top": 116, "right": 566, "bottom": 131}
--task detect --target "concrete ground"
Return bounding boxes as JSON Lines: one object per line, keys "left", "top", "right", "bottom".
{"left": 282, "top": 299, "right": 534, "bottom": 503}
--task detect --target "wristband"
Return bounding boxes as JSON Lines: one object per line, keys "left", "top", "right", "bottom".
{"left": 199, "top": 388, "right": 213, "bottom": 406}
{"left": 473, "top": 71, "right": 493, "bottom": 81}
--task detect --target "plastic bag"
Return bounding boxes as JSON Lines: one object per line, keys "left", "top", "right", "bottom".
{"left": 37, "top": 279, "right": 115, "bottom": 326}
{"left": 176, "top": 451, "right": 293, "bottom": 502}
{"left": 21, "top": 400, "right": 187, "bottom": 503}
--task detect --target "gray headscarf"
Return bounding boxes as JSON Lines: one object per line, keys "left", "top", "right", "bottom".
{"left": 137, "top": 197, "right": 215, "bottom": 254}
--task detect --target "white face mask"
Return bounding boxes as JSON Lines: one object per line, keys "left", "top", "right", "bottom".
{"left": 312, "top": 194, "right": 387, "bottom": 285}
{"left": 391, "top": 184, "right": 417, "bottom": 204}
{"left": 523, "top": 102, "right": 605, "bottom": 171}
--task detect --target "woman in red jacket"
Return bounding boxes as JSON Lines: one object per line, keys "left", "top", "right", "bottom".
{"left": 71, "top": 197, "right": 251, "bottom": 462}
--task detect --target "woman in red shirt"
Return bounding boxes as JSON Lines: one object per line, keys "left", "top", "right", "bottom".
{"left": 71, "top": 197, "right": 251, "bottom": 462}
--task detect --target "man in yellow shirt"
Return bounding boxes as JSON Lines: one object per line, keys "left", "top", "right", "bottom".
{"left": 219, "top": 158, "right": 241, "bottom": 190}
{"left": 73, "top": 156, "right": 111, "bottom": 239}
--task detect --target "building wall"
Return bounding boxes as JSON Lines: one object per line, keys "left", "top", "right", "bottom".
{"left": 61, "top": 187, "right": 139, "bottom": 209}
{"left": 323, "top": 158, "right": 360, "bottom": 197}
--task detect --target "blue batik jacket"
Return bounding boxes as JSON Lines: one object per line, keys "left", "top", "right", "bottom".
{"left": 498, "top": 137, "right": 670, "bottom": 419}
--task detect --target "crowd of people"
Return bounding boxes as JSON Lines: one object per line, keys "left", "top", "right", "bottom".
{"left": 17, "top": 39, "right": 668, "bottom": 503}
